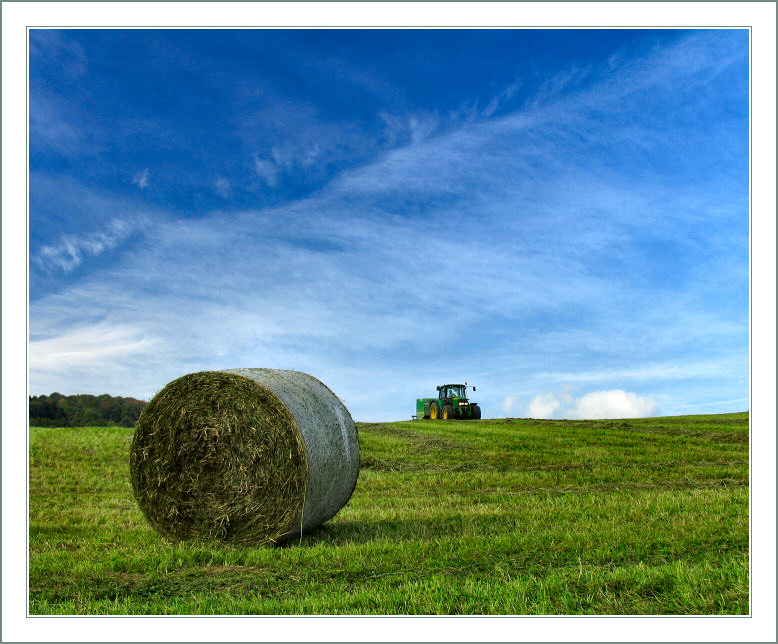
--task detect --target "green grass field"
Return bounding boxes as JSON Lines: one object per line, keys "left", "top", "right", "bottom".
{"left": 29, "top": 413, "right": 749, "bottom": 615}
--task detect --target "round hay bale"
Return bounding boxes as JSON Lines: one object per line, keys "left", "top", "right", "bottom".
{"left": 129, "top": 369, "right": 359, "bottom": 545}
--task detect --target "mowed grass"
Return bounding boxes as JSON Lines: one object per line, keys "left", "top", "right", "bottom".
{"left": 29, "top": 413, "right": 749, "bottom": 615}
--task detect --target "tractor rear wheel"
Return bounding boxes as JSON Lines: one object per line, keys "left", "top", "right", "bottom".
{"left": 471, "top": 404, "right": 482, "bottom": 420}
{"left": 443, "top": 404, "right": 455, "bottom": 420}
{"left": 429, "top": 401, "right": 441, "bottom": 419}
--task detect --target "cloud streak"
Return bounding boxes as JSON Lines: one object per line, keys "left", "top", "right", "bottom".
{"left": 133, "top": 169, "right": 149, "bottom": 189}
{"left": 538, "top": 358, "right": 746, "bottom": 384}
{"left": 27, "top": 31, "right": 749, "bottom": 420}
{"left": 33, "top": 218, "right": 143, "bottom": 273}
{"left": 29, "top": 91, "right": 83, "bottom": 153}
{"left": 30, "top": 322, "right": 157, "bottom": 369}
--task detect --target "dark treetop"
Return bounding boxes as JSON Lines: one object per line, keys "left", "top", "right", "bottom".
{"left": 29, "top": 392, "right": 147, "bottom": 428}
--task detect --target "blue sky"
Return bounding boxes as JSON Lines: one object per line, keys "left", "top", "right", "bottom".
{"left": 28, "top": 28, "right": 750, "bottom": 422}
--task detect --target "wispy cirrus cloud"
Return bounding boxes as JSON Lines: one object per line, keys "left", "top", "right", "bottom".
{"left": 214, "top": 176, "right": 231, "bottom": 198}
{"left": 29, "top": 29, "right": 87, "bottom": 78}
{"left": 481, "top": 76, "right": 522, "bottom": 118}
{"left": 28, "top": 32, "right": 90, "bottom": 155}
{"left": 29, "top": 91, "right": 83, "bottom": 154}
{"left": 27, "top": 30, "right": 749, "bottom": 420}
{"left": 28, "top": 321, "right": 167, "bottom": 399}
{"left": 29, "top": 322, "right": 157, "bottom": 369}
{"left": 133, "top": 169, "right": 149, "bottom": 189}
{"left": 538, "top": 358, "right": 745, "bottom": 384}
{"left": 33, "top": 217, "right": 144, "bottom": 273}
{"left": 253, "top": 155, "right": 278, "bottom": 187}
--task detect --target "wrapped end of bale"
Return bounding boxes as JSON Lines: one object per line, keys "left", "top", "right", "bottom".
{"left": 129, "top": 369, "right": 359, "bottom": 545}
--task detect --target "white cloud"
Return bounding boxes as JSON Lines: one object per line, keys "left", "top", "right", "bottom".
{"left": 27, "top": 322, "right": 173, "bottom": 400}
{"left": 29, "top": 322, "right": 157, "bottom": 370}
{"left": 26, "top": 32, "right": 748, "bottom": 420}
{"left": 500, "top": 395, "right": 521, "bottom": 414}
{"left": 527, "top": 390, "right": 658, "bottom": 420}
{"left": 252, "top": 138, "right": 350, "bottom": 188}
{"left": 407, "top": 114, "right": 439, "bottom": 144}
{"left": 253, "top": 155, "right": 278, "bottom": 187}
{"left": 33, "top": 218, "right": 141, "bottom": 272}
{"left": 29, "top": 92, "right": 83, "bottom": 153}
{"left": 29, "top": 29, "right": 87, "bottom": 77}
{"left": 214, "top": 176, "right": 231, "bottom": 198}
{"left": 574, "top": 390, "right": 658, "bottom": 419}
{"left": 527, "top": 392, "right": 566, "bottom": 419}
{"left": 538, "top": 359, "right": 740, "bottom": 384}
{"left": 271, "top": 144, "right": 298, "bottom": 170}
{"left": 133, "top": 168, "right": 149, "bottom": 189}
{"left": 302, "top": 143, "right": 321, "bottom": 167}
{"left": 378, "top": 111, "right": 445, "bottom": 148}
{"left": 482, "top": 77, "right": 522, "bottom": 118}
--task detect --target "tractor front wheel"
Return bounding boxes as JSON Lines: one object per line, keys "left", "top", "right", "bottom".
{"left": 443, "top": 404, "right": 455, "bottom": 420}
{"left": 429, "top": 402, "right": 441, "bottom": 419}
{"left": 471, "top": 404, "right": 482, "bottom": 420}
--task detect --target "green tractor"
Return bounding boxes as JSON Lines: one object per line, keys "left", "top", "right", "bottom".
{"left": 416, "top": 383, "right": 481, "bottom": 420}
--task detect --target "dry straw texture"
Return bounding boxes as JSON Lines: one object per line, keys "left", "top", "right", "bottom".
{"left": 130, "top": 369, "right": 359, "bottom": 545}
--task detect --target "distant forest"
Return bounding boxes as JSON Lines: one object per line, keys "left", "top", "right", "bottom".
{"left": 29, "top": 393, "right": 147, "bottom": 428}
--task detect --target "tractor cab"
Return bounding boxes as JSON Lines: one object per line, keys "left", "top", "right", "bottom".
{"left": 438, "top": 384, "right": 468, "bottom": 401}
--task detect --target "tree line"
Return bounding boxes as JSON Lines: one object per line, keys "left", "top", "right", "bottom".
{"left": 29, "top": 393, "right": 147, "bottom": 428}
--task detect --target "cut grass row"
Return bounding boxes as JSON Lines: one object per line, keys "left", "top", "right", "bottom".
{"left": 29, "top": 413, "right": 749, "bottom": 615}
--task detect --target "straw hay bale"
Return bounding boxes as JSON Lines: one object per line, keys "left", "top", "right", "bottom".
{"left": 129, "top": 369, "right": 359, "bottom": 545}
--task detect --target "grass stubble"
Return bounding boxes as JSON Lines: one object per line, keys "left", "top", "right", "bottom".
{"left": 29, "top": 413, "right": 749, "bottom": 615}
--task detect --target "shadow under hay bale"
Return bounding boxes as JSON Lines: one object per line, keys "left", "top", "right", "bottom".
{"left": 129, "top": 369, "right": 359, "bottom": 545}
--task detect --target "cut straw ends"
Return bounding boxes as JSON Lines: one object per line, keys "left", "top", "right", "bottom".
{"left": 130, "top": 369, "right": 359, "bottom": 545}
